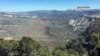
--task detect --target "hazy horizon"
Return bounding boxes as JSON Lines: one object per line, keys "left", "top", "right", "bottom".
{"left": 0, "top": 0, "right": 100, "bottom": 12}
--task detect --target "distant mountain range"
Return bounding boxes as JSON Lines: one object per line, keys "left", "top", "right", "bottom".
{"left": 1, "top": 9, "right": 100, "bottom": 19}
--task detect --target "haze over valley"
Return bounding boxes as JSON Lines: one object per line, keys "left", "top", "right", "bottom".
{"left": 0, "top": 9, "right": 99, "bottom": 47}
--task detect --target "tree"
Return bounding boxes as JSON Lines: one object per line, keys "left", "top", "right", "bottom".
{"left": 37, "top": 47, "right": 52, "bottom": 56}
{"left": 52, "top": 48, "right": 79, "bottom": 56}
{"left": 18, "top": 36, "right": 41, "bottom": 56}
{"left": 0, "top": 39, "right": 19, "bottom": 56}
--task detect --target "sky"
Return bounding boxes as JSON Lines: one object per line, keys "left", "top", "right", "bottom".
{"left": 0, "top": 0, "right": 100, "bottom": 12}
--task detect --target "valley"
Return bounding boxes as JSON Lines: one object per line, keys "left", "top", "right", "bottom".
{"left": 0, "top": 10, "right": 99, "bottom": 47}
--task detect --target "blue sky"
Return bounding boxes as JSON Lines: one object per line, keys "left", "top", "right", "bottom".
{"left": 0, "top": 0, "right": 100, "bottom": 12}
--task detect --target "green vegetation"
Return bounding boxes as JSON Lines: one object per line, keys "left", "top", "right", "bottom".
{"left": 0, "top": 37, "right": 80, "bottom": 56}
{"left": 0, "top": 31, "right": 100, "bottom": 56}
